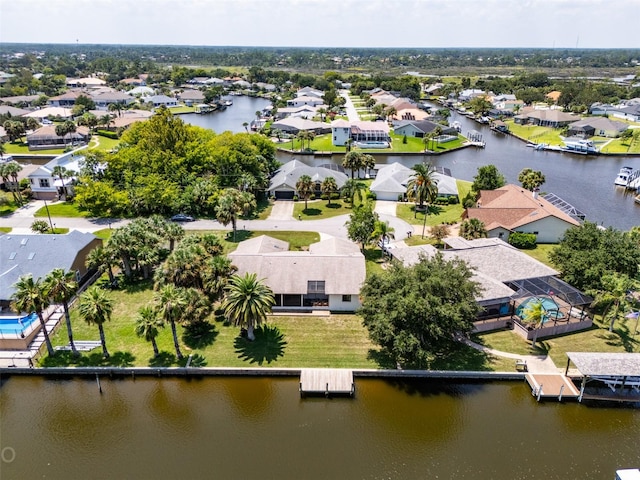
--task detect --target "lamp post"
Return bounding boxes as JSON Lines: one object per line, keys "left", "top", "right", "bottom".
{"left": 44, "top": 199, "right": 54, "bottom": 233}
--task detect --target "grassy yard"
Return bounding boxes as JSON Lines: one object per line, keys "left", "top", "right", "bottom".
{"left": 42, "top": 276, "right": 514, "bottom": 371}
{"left": 90, "top": 135, "right": 121, "bottom": 152}
{"left": 34, "top": 201, "right": 89, "bottom": 218}
{"left": 476, "top": 316, "right": 640, "bottom": 367}
{"left": 0, "top": 191, "right": 20, "bottom": 216}
{"left": 504, "top": 121, "right": 564, "bottom": 145}
{"left": 396, "top": 179, "right": 472, "bottom": 226}
{"left": 221, "top": 229, "right": 320, "bottom": 251}
{"left": 522, "top": 243, "right": 556, "bottom": 267}
{"left": 3, "top": 141, "right": 65, "bottom": 155}
{"left": 599, "top": 136, "right": 640, "bottom": 154}
{"left": 293, "top": 198, "right": 354, "bottom": 220}
{"left": 168, "top": 105, "right": 196, "bottom": 114}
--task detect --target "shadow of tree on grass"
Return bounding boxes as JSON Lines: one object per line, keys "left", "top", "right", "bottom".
{"left": 234, "top": 325, "right": 287, "bottom": 365}
{"left": 182, "top": 321, "right": 218, "bottom": 349}
{"left": 148, "top": 351, "right": 177, "bottom": 367}
{"left": 41, "top": 350, "right": 136, "bottom": 367}
{"left": 301, "top": 208, "right": 322, "bottom": 217}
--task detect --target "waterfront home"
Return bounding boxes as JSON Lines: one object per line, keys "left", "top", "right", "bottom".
{"left": 27, "top": 151, "right": 84, "bottom": 199}
{"left": 228, "top": 235, "right": 365, "bottom": 312}
{"left": 267, "top": 159, "right": 348, "bottom": 199}
{"left": 0, "top": 231, "right": 102, "bottom": 311}
{"left": 271, "top": 117, "right": 329, "bottom": 135}
{"left": 490, "top": 94, "right": 524, "bottom": 112}
{"left": 458, "top": 89, "right": 486, "bottom": 102}
{"left": 296, "top": 86, "right": 324, "bottom": 98}
{"left": 389, "top": 237, "right": 593, "bottom": 339}
{"left": 330, "top": 119, "right": 390, "bottom": 147}
{"left": 567, "top": 117, "right": 628, "bottom": 138}
{"left": 465, "top": 184, "right": 581, "bottom": 243}
{"left": 369, "top": 162, "right": 458, "bottom": 201}
{"left": 177, "top": 89, "right": 205, "bottom": 105}
{"left": 393, "top": 120, "right": 458, "bottom": 139}
{"left": 90, "top": 90, "right": 135, "bottom": 110}
{"left": 146, "top": 95, "right": 178, "bottom": 108}
{"left": 514, "top": 108, "right": 579, "bottom": 128}
{"left": 287, "top": 95, "right": 325, "bottom": 108}
{"left": 390, "top": 108, "right": 430, "bottom": 122}
{"left": 23, "top": 107, "right": 73, "bottom": 122}
{"left": 274, "top": 105, "right": 319, "bottom": 120}
{"left": 26, "top": 125, "right": 90, "bottom": 151}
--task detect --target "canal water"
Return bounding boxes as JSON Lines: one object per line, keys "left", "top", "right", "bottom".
{"left": 1, "top": 375, "right": 639, "bottom": 479}
{"left": 183, "top": 96, "right": 640, "bottom": 230}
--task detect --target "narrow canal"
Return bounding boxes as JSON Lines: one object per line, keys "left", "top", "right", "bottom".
{"left": 183, "top": 96, "right": 640, "bottom": 230}
{"left": 1, "top": 375, "right": 638, "bottom": 479}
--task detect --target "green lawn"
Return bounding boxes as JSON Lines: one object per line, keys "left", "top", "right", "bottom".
{"left": 90, "top": 135, "right": 120, "bottom": 152}
{"left": 34, "top": 201, "right": 89, "bottom": 218}
{"left": 0, "top": 191, "right": 20, "bottom": 216}
{"left": 221, "top": 229, "right": 320, "bottom": 252}
{"left": 522, "top": 243, "right": 556, "bottom": 267}
{"left": 0, "top": 227, "right": 11, "bottom": 234}
{"left": 477, "top": 316, "right": 640, "bottom": 367}
{"left": 168, "top": 105, "right": 196, "bottom": 114}
{"left": 293, "top": 199, "right": 354, "bottom": 220}
{"left": 599, "top": 136, "right": 640, "bottom": 154}
{"left": 396, "top": 180, "right": 472, "bottom": 226}
{"left": 503, "top": 121, "right": 564, "bottom": 145}
{"left": 3, "top": 141, "right": 65, "bottom": 155}
{"left": 42, "top": 276, "right": 512, "bottom": 370}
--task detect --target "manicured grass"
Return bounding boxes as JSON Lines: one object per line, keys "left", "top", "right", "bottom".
{"left": 599, "top": 136, "right": 640, "bottom": 154}
{"left": 477, "top": 317, "right": 640, "bottom": 368}
{"left": 396, "top": 179, "right": 471, "bottom": 227}
{"left": 90, "top": 135, "right": 120, "bottom": 152}
{"left": 503, "top": 121, "right": 563, "bottom": 145}
{"left": 363, "top": 246, "right": 387, "bottom": 277}
{"left": 221, "top": 229, "right": 320, "bottom": 251}
{"left": 34, "top": 201, "right": 89, "bottom": 218}
{"left": 3, "top": 141, "right": 65, "bottom": 155}
{"left": 0, "top": 227, "right": 11, "bottom": 234}
{"left": 404, "top": 235, "right": 438, "bottom": 246}
{"left": 522, "top": 243, "right": 557, "bottom": 267}
{"left": 168, "top": 105, "right": 196, "bottom": 114}
{"left": 43, "top": 276, "right": 509, "bottom": 370}
{"left": 93, "top": 228, "right": 112, "bottom": 241}
{"left": 0, "top": 191, "right": 20, "bottom": 216}
{"left": 293, "top": 199, "right": 353, "bottom": 220}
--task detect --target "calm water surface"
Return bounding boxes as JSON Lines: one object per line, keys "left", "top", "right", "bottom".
{"left": 1, "top": 376, "right": 638, "bottom": 480}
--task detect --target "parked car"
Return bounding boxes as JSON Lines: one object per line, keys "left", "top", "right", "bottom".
{"left": 170, "top": 213, "right": 195, "bottom": 222}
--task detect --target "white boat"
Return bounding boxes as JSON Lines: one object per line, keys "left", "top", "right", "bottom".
{"left": 561, "top": 138, "right": 599, "bottom": 155}
{"left": 614, "top": 166, "right": 634, "bottom": 187}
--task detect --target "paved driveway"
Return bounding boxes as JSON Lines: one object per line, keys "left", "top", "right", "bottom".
{"left": 268, "top": 200, "right": 294, "bottom": 220}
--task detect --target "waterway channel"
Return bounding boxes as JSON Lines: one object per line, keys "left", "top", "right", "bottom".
{"left": 1, "top": 375, "right": 639, "bottom": 479}
{"left": 183, "top": 96, "right": 640, "bottom": 230}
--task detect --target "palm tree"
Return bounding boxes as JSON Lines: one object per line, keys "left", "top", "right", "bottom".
{"left": 522, "top": 298, "right": 546, "bottom": 347}
{"left": 296, "top": 174, "right": 315, "bottom": 210}
{"left": 343, "top": 151, "right": 363, "bottom": 179}
{"left": 86, "top": 245, "right": 118, "bottom": 285}
{"left": 321, "top": 176, "right": 338, "bottom": 206}
{"left": 52, "top": 165, "right": 73, "bottom": 200}
{"left": 135, "top": 306, "right": 163, "bottom": 358}
{"left": 361, "top": 154, "right": 375, "bottom": 177}
{"left": 44, "top": 268, "right": 79, "bottom": 357}
{"left": 78, "top": 285, "right": 114, "bottom": 359}
{"left": 459, "top": 218, "right": 488, "bottom": 240}
{"left": 215, "top": 188, "right": 256, "bottom": 241}
{"left": 591, "top": 273, "right": 635, "bottom": 332}
{"left": 154, "top": 284, "right": 187, "bottom": 360}
{"left": 342, "top": 179, "right": 366, "bottom": 206}
{"left": 406, "top": 163, "right": 439, "bottom": 212}
{"left": 222, "top": 273, "right": 275, "bottom": 341}
{"left": 1, "top": 161, "right": 23, "bottom": 206}
{"left": 11, "top": 275, "right": 54, "bottom": 356}
{"left": 373, "top": 220, "right": 395, "bottom": 247}
{"left": 242, "top": 122, "right": 249, "bottom": 132}
{"left": 163, "top": 221, "right": 184, "bottom": 252}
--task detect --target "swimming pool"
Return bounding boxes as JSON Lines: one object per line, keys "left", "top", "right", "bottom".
{"left": 0, "top": 312, "right": 39, "bottom": 335}
{"left": 516, "top": 297, "right": 565, "bottom": 324}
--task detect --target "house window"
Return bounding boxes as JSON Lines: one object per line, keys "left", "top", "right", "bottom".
{"left": 334, "top": 136, "right": 337, "bottom": 141}
{"left": 342, "top": 295, "right": 352, "bottom": 303}
{"left": 307, "top": 281, "right": 325, "bottom": 294}
{"left": 39, "top": 178, "right": 50, "bottom": 188}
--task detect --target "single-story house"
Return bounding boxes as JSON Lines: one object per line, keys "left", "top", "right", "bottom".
{"left": 0, "top": 95, "right": 40, "bottom": 106}
{"left": 48, "top": 90, "right": 85, "bottom": 107}
{"left": 369, "top": 162, "right": 459, "bottom": 201}
{"left": 268, "top": 159, "right": 348, "bottom": 199}
{"left": 514, "top": 109, "right": 580, "bottom": 128}
{"left": 108, "top": 109, "right": 153, "bottom": 130}
{"left": 458, "top": 89, "right": 486, "bottom": 102}
{"left": 391, "top": 108, "right": 430, "bottom": 122}
{"left": 270, "top": 117, "right": 330, "bottom": 135}
{"left": 567, "top": 117, "right": 628, "bottom": 138}
{"left": 66, "top": 77, "right": 106, "bottom": 88}
{"left": 0, "top": 105, "right": 30, "bottom": 117}
{"left": 611, "top": 104, "right": 640, "bottom": 122}
{"left": 424, "top": 83, "right": 444, "bottom": 96}
{"left": 129, "top": 86, "right": 155, "bottom": 97}
{"left": 28, "top": 151, "right": 84, "bottom": 199}
{"left": 389, "top": 237, "right": 592, "bottom": 338}
{"left": 228, "top": 235, "right": 365, "bottom": 312}
{"left": 393, "top": 120, "right": 458, "bottom": 138}
{"left": 26, "top": 125, "right": 90, "bottom": 151}
{"left": 146, "top": 95, "right": 178, "bottom": 108}
{"left": 274, "top": 105, "right": 319, "bottom": 120}
{"left": 23, "top": 107, "right": 73, "bottom": 121}
{"left": 90, "top": 90, "right": 135, "bottom": 110}
{"left": 296, "top": 87, "right": 324, "bottom": 98}
{"left": 178, "top": 89, "right": 205, "bottom": 105}
{"left": 287, "top": 96, "right": 325, "bottom": 108}
{"left": 0, "top": 230, "right": 102, "bottom": 311}
{"left": 465, "top": 184, "right": 581, "bottom": 243}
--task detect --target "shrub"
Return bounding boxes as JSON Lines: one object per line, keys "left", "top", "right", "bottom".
{"left": 31, "top": 219, "right": 50, "bottom": 234}
{"left": 293, "top": 195, "right": 299, "bottom": 201}
{"left": 508, "top": 232, "right": 537, "bottom": 249}
{"left": 97, "top": 130, "right": 119, "bottom": 139}
{"left": 367, "top": 191, "right": 377, "bottom": 200}
{"left": 397, "top": 194, "right": 404, "bottom": 202}
{"left": 331, "top": 192, "right": 341, "bottom": 200}
{"left": 448, "top": 196, "right": 459, "bottom": 204}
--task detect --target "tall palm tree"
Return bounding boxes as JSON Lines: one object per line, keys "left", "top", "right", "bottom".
{"left": 78, "top": 285, "right": 114, "bottom": 359}
{"left": 11, "top": 275, "right": 54, "bottom": 356}
{"left": 52, "top": 165, "right": 73, "bottom": 200}
{"left": 342, "top": 179, "right": 366, "bottom": 206}
{"left": 591, "top": 273, "right": 635, "bottom": 332}
{"left": 86, "top": 245, "right": 118, "bottom": 285}
{"left": 215, "top": 188, "right": 256, "bottom": 241}
{"left": 321, "top": 176, "right": 338, "bottom": 206}
{"left": 373, "top": 220, "right": 395, "bottom": 247}
{"left": 44, "top": 268, "right": 79, "bottom": 357}
{"left": 1, "top": 161, "right": 23, "bottom": 205}
{"left": 135, "top": 306, "right": 163, "bottom": 358}
{"left": 163, "top": 221, "right": 185, "bottom": 252}
{"left": 222, "top": 273, "right": 275, "bottom": 341}
{"left": 154, "top": 284, "right": 187, "bottom": 360}
{"left": 406, "top": 163, "right": 439, "bottom": 211}
{"left": 343, "top": 151, "right": 363, "bottom": 179}
{"left": 361, "top": 154, "right": 375, "bottom": 177}
{"left": 296, "top": 174, "right": 315, "bottom": 210}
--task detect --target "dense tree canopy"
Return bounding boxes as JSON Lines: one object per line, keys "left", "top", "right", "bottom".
{"left": 360, "top": 254, "right": 481, "bottom": 368}
{"left": 549, "top": 222, "right": 640, "bottom": 292}
{"left": 472, "top": 165, "right": 506, "bottom": 194}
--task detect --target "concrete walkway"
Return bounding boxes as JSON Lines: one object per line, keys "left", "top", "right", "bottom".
{"left": 460, "top": 336, "right": 559, "bottom": 373}
{"left": 340, "top": 89, "right": 360, "bottom": 122}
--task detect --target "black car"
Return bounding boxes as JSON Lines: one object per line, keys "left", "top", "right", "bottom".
{"left": 170, "top": 213, "right": 195, "bottom": 222}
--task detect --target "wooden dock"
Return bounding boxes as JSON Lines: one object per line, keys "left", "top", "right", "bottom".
{"left": 525, "top": 373, "right": 580, "bottom": 401}
{"left": 299, "top": 369, "right": 354, "bottom": 397}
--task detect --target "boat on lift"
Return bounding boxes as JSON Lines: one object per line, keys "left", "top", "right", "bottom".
{"left": 614, "top": 166, "right": 634, "bottom": 187}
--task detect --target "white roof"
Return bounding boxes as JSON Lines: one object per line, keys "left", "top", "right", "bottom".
{"left": 370, "top": 162, "right": 458, "bottom": 196}
{"left": 268, "top": 159, "right": 348, "bottom": 192}
{"left": 23, "top": 107, "right": 73, "bottom": 119}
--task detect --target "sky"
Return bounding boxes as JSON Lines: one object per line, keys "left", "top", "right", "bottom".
{"left": 1, "top": 0, "right": 639, "bottom": 49}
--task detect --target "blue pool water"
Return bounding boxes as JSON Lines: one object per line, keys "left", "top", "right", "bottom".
{"left": 516, "top": 296, "right": 564, "bottom": 323}
{"left": 0, "top": 312, "right": 38, "bottom": 335}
